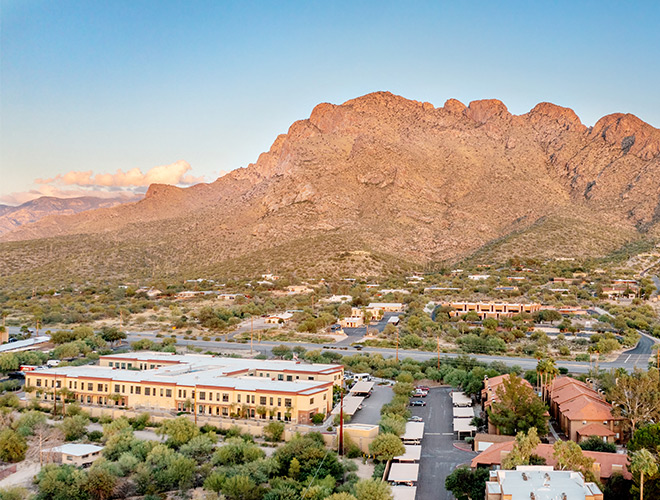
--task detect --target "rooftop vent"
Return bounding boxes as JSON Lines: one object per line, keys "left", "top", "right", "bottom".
{"left": 522, "top": 473, "right": 528, "bottom": 481}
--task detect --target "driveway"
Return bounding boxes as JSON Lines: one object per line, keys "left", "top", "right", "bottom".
{"left": 349, "top": 384, "right": 393, "bottom": 426}
{"left": 409, "top": 387, "right": 476, "bottom": 500}
{"left": 337, "top": 312, "right": 399, "bottom": 346}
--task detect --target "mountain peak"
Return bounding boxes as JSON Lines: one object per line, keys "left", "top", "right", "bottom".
{"left": 591, "top": 113, "right": 660, "bottom": 159}
{"left": 465, "top": 99, "right": 511, "bottom": 123}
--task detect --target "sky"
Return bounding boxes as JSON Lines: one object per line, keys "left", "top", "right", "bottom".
{"left": 1, "top": 0, "right": 659, "bottom": 205}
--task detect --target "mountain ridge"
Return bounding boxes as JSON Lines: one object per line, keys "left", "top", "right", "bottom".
{"left": 1, "top": 91, "right": 659, "bottom": 284}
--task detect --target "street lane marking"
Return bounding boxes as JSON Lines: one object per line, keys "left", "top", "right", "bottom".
{"left": 625, "top": 355, "right": 631, "bottom": 362}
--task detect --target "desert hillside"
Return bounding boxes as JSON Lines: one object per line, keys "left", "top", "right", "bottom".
{"left": 1, "top": 92, "right": 659, "bottom": 284}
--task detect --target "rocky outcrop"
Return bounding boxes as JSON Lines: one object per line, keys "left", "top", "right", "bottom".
{"left": 1, "top": 92, "right": 659, "bottom": 277}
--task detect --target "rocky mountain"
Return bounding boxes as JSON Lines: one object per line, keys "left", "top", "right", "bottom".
{"left": 1, "top": 92, "right": 659, "bottom": 284}
{"left": 0, "top": 196, "right": 140, "bottom": 236}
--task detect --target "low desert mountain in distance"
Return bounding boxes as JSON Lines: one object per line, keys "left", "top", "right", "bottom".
{"left": 1, "top": 91, "right": 659, "bottom": 284}
{"left": 0, "top": 196, "right": 140, "bottom": 236}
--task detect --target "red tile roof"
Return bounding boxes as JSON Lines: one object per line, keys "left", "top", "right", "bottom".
{"left": 471, "top": 441, "right": 631, "bottom": 480}
{"left": 576, "top": 423, "right": 616, "bottom": 437}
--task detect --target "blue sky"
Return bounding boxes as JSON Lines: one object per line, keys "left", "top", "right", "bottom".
{"left": 1, "top": 0, "right": 659, "bottom": 204}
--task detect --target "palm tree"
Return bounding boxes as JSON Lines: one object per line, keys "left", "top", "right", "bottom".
{"left": 631, "top": 448, "right": 658, "bottom": 500}
{"left": 536, "top": 358, "right": 559, "bottom": 401}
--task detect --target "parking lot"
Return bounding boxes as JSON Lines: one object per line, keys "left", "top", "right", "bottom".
{"left": 408, "top": 387, "right": 476, "bottom": 500}
{"left": 349, "top": 383, "right": 393, "bottom": 425}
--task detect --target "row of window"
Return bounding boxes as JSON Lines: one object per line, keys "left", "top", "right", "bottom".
{"left": 31, "top": 378, "right": 324, "bottom": 407}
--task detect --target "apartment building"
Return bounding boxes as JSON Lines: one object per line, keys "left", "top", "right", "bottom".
{"left": 485, "top": 466, "right": 603, "bottom": 500}
{"left": 25, "top": 353, "right": 343, "bottom": 425}
{"left": 547, "top": 377, "right": 623, "bottom": 443}
{"left": 481, "top": 374, "right": 537, "bottom": 435}
{"left": 443, "top": 302, "right": 541, "bottom": 320}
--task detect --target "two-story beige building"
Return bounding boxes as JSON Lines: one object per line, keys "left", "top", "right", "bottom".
{"left": 25, "top": 353, "right": 343, "bottom": 425}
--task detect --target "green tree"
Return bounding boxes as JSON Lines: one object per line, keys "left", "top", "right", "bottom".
{"left": 502, "top": 428, "right": 542, "bottom": 469}
{"left": 85, "top": 467, "right": 117, "bottom": 500}
{"left": 379, "top": 414, "right": 406, "bottom": 436}
{"left": 445, "top": 466, "right": 490, "bottom": 500}
{"left": 610, "top": 368, "right": 660, "bottom": 435}
{"left": 0, "top": 353, "right": 19, "bottom": 373}
{"left": 0, "top": 430, "right": 27, "bottom": 463}
{"left": 34, "top": 464, "right": 88, "bottom": 500}
{"left": 271, "top": 345, "right": 292, "bottom": 359}
{"left": 487, "top": 374, "right": 548, "bottom": 435}
{"left": 369, "top": 433, "right": 405, "bottom": 462}
{"left": 264, "top": 421, "right": 285, "bottom": 442}
{"left": 354, "top": 479, "right": 393, "bottom": 500}
{"left": 631, "top": 449, "right": 658, "bottom": 500}
{"left": 157, "top": 416, "right": 199, "bottom": 447}
{"left": 553, "top": 440, "right": 596, "bottom": 482}
{"left": 58, "top": 414, "right": 89, "bottom": 441}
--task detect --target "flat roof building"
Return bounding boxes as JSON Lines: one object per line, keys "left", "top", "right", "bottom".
{"left": 25, "top": 353, "right": 343, "bottom": 425}
{"left": 486, "top": 466, "right": 603, "bottom": 500}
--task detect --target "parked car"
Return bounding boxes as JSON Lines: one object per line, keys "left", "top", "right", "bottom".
{"left": 409, "top": 400, "right": 426, "bottom": 407}
{"left": 414, "top": 390, "right": 428, "bottom": 397}
{"left": 416, "top": 386, "right": 430, "bottom": 392}
{"left": 408, "top": 416, "right": 423, "bottom": 422}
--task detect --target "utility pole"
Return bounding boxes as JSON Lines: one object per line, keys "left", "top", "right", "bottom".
{"left": 339, "top": 383, "right": 344, "bottom": 456}
{"left": 250, "top": 315, "right": 254, "bottom": 355}
{"left": 396, "top": 327, "right": 399, "bottom": 363}
{"left": 194, "top": 390, "right": 197, "bottom": 426}
{"left": 437, "top": 335, "right": 440, "bottom": 370}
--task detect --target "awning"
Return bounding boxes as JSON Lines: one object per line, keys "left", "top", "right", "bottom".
{"left": 350, "top": 381, "right": 375, "bottom": 395}
{"left": 391, "top": 486, "right": 417, "bottom": 500}
{"left": 331, "top": 396, "right": 364, "bottom": 416}
{"left": 453, "top": 418, "right": 477, "bottom": 434}
{"left": 453, "top": 406, "right": 475, "bottom": 418}
{"left": 393, "top": 445, "right": 421, "bottom": 462}
{"left": 387, "top": 463, "right": 419, "bottom": 484}
{"left": 401, "top": 422, "right": 425, "bottom": 443}
{"left": 452, "top": 391, "right": 472, "bottom": 407}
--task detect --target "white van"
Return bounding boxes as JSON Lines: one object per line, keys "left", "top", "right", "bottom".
{"left": 353, "top": 373, "right": 372, "bottom": 382}
{"left": 46, "top": 360, "right": 60, "bottom": 367}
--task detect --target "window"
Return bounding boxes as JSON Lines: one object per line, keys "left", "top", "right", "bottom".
{"left": 160, "top": 388, "right": 163, "bottom": 397}
{"left": 199, "top": 392, "right": 206, "bottom": 401}
{"left": 145, "top": 388, "right": 151, "bottom": 396}
{"left": 97, "top": 384, "right": 103, "bottom": 392}
{"left": 308, "top": 376, "right": 314, "bottom": 380}
{"left": 270, "top": 397, "right": 274, "bottom": 405}
{"left": 260, "top": 396, "right": 267, "bottom": 405}
{"left": 223, "top": 393, "right": 229, "bottom": 402}
{"left": 285, "top": 398, "right": 292, "bottom": 408}
{"left": 122, "top": 385, "right": 125, "bottom": 393}
{"left": 56, "top": 381, "right": 61, "bottom": 388}
{"left": 127, "top": 363, "right": 132, "bottom": 368}
{"left": 222, "top": 407, "right": 228, "bottom": 416}
{"left": 121, "top": 363, "right": 126, "bottom": 369}
{"left": 178, "top": 389, "right": 182, "bottom": 398}
{"left": 135, "top": 386, "right": 141, "bottom": 395}
{"left": 109, "top": 362, "right": 113, "bottom": 367}
{"left": 287, "top": 376, "right": 292, "bottom": 381}
{"left": 36, "top": 379, "right": 41, "bottom": 387}
{"left": 166, "top": 389, "right": 172, "bottom": 397}
{"left": 278, "top": 398, "right": 282, "bottom": 406}
{"left": 323, "top": 394, "right": 326, "bottom": 400}
{"left": 74, "top": 382, "right": 77, "bottom": 389}
{"left": 114, "top": 385, "right": 120, "bottom": 393}
{"left": 310, "top": 398, "right": 314, "bottom": 404}
{"left": 88, "top": 383, "right": 93, "bottom": 391}
{"left": 237, "top": 394, "right": 241, "bottom": 403}
{"left": 278, "top": 374, "right": 284, "bottom": 381}
{"left": 251, "top": 395, "right": 255, "bottom": 404}
{"left": 216, "top": 393, "right": 220, "bottom": 401}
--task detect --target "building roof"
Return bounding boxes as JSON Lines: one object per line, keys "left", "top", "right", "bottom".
{"left": 451, "top": 391, "right": 472, "bottom": 406}
{"left": 367, "top": 302, "right": 403, "bottom": 308}
{"left": 50, "top": 444, "right": 104, "bottom": 456}
{"left": 559, "top": 396, "right": 615, "bottom": 422}
{"left": 489, "top": 467, "right": 602, "bottom": 500}
{"left": 471, "top": 441, "right": 631, "bottom": 480}
{"left": 331, "top": 396, "right": 364, "bottom": 416}
{"left": 0, "top": 336, "right": 50, "bottom": 353}
{"left": 576, "top": 423, "right": 616, "bottom": 438}
{"left": 482, "top": 374, "right": 533, "bottom": 408}
{"left": 453, "top": 418, "right": 477, "bottom": 433}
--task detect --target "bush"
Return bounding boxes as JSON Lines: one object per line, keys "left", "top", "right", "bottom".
{"left": 264, "top": 421, "right": 285, "bottom": 442}
{"left": 312, "top": 413, "right": 325, "bottom": 425}
{"left": 579, "top": 435, "right": 616, "bottom": 453}
{"left": 87, "top": 430, "right": 104, "bottom": 442}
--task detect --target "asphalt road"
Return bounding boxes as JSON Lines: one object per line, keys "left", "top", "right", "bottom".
{"left": 612, "top": 332, "right": 657, "bottom": 369}
{"left": 349, "top": 384, "right": 393, "bottom": 425}
{"left": 411, "top": 387, "right": 476, "bottom": 500}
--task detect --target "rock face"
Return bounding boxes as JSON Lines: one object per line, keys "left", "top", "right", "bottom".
{"left": 0, "top": 196, "right": 139, "bottom": 236}
{"left": 2, "top": 91, "right": 660, "bottom": 279}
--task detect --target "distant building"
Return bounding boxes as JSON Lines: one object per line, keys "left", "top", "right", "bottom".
{"left": 443, "top": 302, "right": 541, "bottom": 320}
{"left": 265, "top": 312, "right": 294, "bottom": 324}
{"left": 367, "top": 302, "right": 404, "bottom": 312}
{"left": 45, "top": 443, "right": 104, "bottom": 467}
{"left": 468, "top": 274, "right": 491, "bottom": 281}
